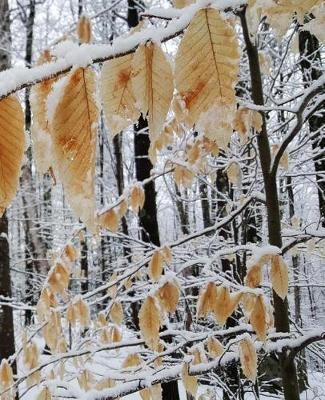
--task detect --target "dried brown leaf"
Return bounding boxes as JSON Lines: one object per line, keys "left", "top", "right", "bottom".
{"left": 0, "top": 95, "right": 25, "bottom": 216}
{"left": 131, "top": 42, "right": 173, "bottom": 139}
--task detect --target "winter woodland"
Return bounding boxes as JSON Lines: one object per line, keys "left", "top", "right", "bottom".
{"left": 0, "top": 0, "right": 324, "bottom": 399}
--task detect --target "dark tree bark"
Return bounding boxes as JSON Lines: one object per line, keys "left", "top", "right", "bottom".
{"left": 127, "top": 2, "right": 180, "bottom": 398}
{"left": 240, "top": 8, "right": 300, "bottom": 400}
{"left": 299, "top": 30, "right": 325, "bottom": 227}
{"left": 0, "top": 0, "right": 16, "bottom": 372}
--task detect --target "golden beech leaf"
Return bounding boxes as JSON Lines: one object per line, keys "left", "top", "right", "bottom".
{"left": 75, "top": 297, "right": 91, "bottom": 328}
{"left": 245, "top": 263, "right": 263, "bottom": 288}
{"left": 239, "top": 337, "right": 257, "bottom": 382}
{"left": 36, "top": 287, "right": 57, "bottom": 321}
{"left": 30, "top": 51, "right": 56, "bottom": 175}
{"left": 197, "top": 282, "right": 218, "bottom": 319}
{"left": 0, "top": 359, "right": 13, "bottom": 388}
{"left": 49, "top": 67, "right": 99, "bottom": 230}
{"left": 140, "top": 389, "right": 151, "bottom": 400}
{"left": 48, "top": 262, "right": 70, "bottom": 294}
{"left": 264, "top": 0, "right": 322, "bottom": 36}
{"left": 123, "top": 353, "right": 142, "bottom": 368}
{"left": 234, "top": 107, "right": 263, "bottom": 138}
{"left": 149, "top": 250, "right": 163, "bottom": 282}
{"left": 175, "top": 8, "right": 240, "bottom": 139}
{"left": 226, "top": 161, "right": 242, "bottom": 187}
{"left": 108, "top": 326, "right": 122, "bottom": 343}
{"left": 101, "top": 54, "right": 140, "bottom": 136}
{"left": 77, "top": 15, "right": 92, "bottom": 43}
{"left": 95, "top": 378, "right": 115, "bottom": 391}
{"left": 161, "top": 246, "right": 172, "bottom": 264}
{"left": 110, "top": 302, "right": 124, "bottom": 325}
{"left": 131, "top": 42, "right": 174, "bottom": 139}
{"left": 67, "top": 302, "right": 78, "bottom": 327}
{"left": 37, "top": 386, "right": 52, "bottom": 400}
{"left": 206, "top": 337, "right": 224, "bottom": 358}
{"left": 250, "top": 295, "right": 267, "bottom": 341}
{"left": 63, "top": 243, "right": 77, "bottom": 263}
{"left": 173, "top": 0, "right": 195, "bottom": 8}
{"left": 173, "top": 165, "right": 194, "bottom": 188}
{"left": 99, "top": 209, "right": 119, "bottom": 232}
{"left": 78, "top": 369, "right": 94, "bottom": 392}
{"left": 130, "top": 185, "right": 145, "bottom": 213}
{"left": 270, "top": 255, "right": 289, "bottom": 300}
{"left": 42, "top": 310, "right": 62, "bottom": 351}
{"left": 181, "top": 363, "right": 198, "bottom": 397}
{"left": 150, "top": 384, "right": 162, "bottom": 400}
{"left": 158, "top": 280, "right": 180, "bottom": 313}
{"left": 96, "top": 311, "right": 107, "bottom": 328}
{"left": 213, "top": 287, "right": 242, "bottom": 326}
{"left": 0, "top": 95, "right": 25, "bottom": 216}
{"left": 139, "top": 296, "right": 161, "bottom": 350}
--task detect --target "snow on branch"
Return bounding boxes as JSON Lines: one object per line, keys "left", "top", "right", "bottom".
{"left": 0, "top": 0, "right": 245, "bottom": 100}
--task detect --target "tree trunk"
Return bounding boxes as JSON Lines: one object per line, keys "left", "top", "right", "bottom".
{"left": 299, "top": 30, "right": 325, "bottom": 227}
{"left": 240, "top": 8, "right": 300, "bottom": 400}
{"left": 127, "top": 2, "right": 180, "bottom": 398}
{"left": 0, "top": 0, "right": 16, "bottom": 372}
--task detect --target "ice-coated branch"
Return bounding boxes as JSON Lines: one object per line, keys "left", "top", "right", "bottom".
{"left": 270, "top": 75, "right": 325, "bottom": 177}
{"left": 0, "top": 0, "right": 245, "bottom": 100}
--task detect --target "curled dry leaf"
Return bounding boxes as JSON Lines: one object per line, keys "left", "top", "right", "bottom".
{"left": 110, "top": 302, "right": 124, "bottom": 325}
{"left": 36, "top": 287, "right": 57, "bottom": 321}
{"left": 130, "top": 185, "right": 145, "bottom": 213}
{"left": 271, "top": 144, "right": 289, "bottom": 170}
{"left": 157, "top": 280, "right": 180, "bottom": 313}
{"left": 139, "top": 296, "right": 161, "bottom": 350}
{"left": 206, "top": 337, "right": 224, "bottom": 358}
{"left": 250, "top": 295, "right": 267, "bottom": 341}
{"left": 161, "top": 246, "right": 172, "bottom": 264}
{"left": 37, "top": 386, "right": 52, "bottom": 400}
{"left": 48, "top": 262, "right": 70, "bottom": 294}
{"left": 49, "top": 67, "right": 99, "bottom": 230}
{"left": 0, "top": 95, "right": 25, "bottom": 217}
{"left": 270, "top": 255, "right": 289, "bottom": 300}
{"left": 101, "top": 54, "right": 139, "bottom": 136}
{"left": 95, "top": 378, "right": 115, "bottom": 390}
{"left": 150, "top": 384, "right": 162, "bottom": 400}
{"left": 77, "top": 15, "right": 92, "bottom": 43}
{"left": 196, "top": 282, "right": 218, "bottom": 319}
{"left": 213, "top": 286, "right": 242, "bottom": 326}
{"left": 174, "top": 165, "right": 194, "bottom": 188}
{"left": 63, "top": 243, "right": 77, "bottom": 263}
{"left": 131, "top": 42, "right": 174, "bottom": 139}
{"left": 96, "top": 311, "right": 107, "bottom": 328}
{"left": 245, "top": 263, "right": 263, "bottom": 288}
{"left": 30, "top": 51, "right": 56, "bottom": 175}
{"left": 233, "top": 107, "right": 263, "bottom": 138}
{"left": 239, "top": 337, "right": 257, "bottom": 382}
{"left": 148, "top": 250, "right": 163, "bottom": 282}
{"left": 99, "top": 208, "right": 119, "bottom": 232}
{"left": 0, "top": 359, "right": 13, "bottom": 388}
{"left": 175, "top": 8, "right": 239, "bottom": 140}
{"left": 226, "top": 161, "right": 242, "bottom": 188}
{"left": 122, "top": 353, "right": 142, "bottom": 368}
{"left": 181, "top": 363, "right": 198, "bottom": 397}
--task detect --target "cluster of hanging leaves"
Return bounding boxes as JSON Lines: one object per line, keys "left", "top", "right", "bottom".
{"left": 1, "top": 2, "right": 322, "bottom": 397}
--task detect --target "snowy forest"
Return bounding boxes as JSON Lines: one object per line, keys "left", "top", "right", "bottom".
{"left": 0, "top": 0, "right": 324, "bottom": 399}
